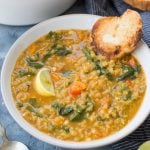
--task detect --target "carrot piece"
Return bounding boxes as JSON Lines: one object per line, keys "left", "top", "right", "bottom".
{"left": 129, "top": 58, "right": 136, "bottom": 67}
{"left": 69, "top": 81, "right": 86, "bottom": 95}
{"left": 126, "top": 79, "right": 132, "bottom": 86}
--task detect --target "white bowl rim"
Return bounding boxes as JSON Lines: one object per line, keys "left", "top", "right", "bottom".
{"left": 1, "top": 14, "right": 150, "bottom": 149}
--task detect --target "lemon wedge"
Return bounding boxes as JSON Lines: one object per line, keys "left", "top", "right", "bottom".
{"left": 138, "top": 141, "right": 150, "bottom": 150}
{"left": 34, "top": 68, "right": 55, "bottom": 97}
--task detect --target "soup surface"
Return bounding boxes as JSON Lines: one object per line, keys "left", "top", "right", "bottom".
{"left": 11, "top": 30, "right": 146, "bottom": 141}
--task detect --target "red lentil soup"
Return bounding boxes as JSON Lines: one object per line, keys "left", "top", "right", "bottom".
{"left": 11, "top": 30, "right": 146, "bottom": 141}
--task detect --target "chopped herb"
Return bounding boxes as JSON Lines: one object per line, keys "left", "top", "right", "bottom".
{"left": 26, "top": 53, "right": 39, "bottom": 62}
{"left": 26, "top": 104, "right": 42, "bottom": 117}
{"left": 85, "top": 98, "right": 94, "bottom": 112}
{"left": 69, "top": 105, "right": 84, "bottom": 121}
{"left": 133, "top": 65, "right": 141, "bottom": 73}
{"left": 124, "top": 90, "right": 132, "bottom": 101}
{"left": 52, "top": 97, "right": 94, "bottom": 122}
{"left": 16, "top": 102, "right": 23, "bottom": 109}
{"left": 28, "top": 98, "right": 40, "bottom": 108}
{"left": 51, "top": 101, "right": 64, "bottom": 115}
{"left": 61, "top": 106, "right": 74, "bottom": 115}
{"left": 41, "top": 51, "right": 51, "bottom": 63}
{"left": 61, "top": 126, "right": 70, "bottom": 133}
{"left": 26, "top": 105, "right": 35, "bottom": 112}
{"left": 41, "top": 44, "right": 71, "bottom": 63}
{"left": 55, "top": 48, "right": 71, "bottom": 56}
{"left": 82, "top": 47, "right": 114, "bottom": 80}
{"left": 18, "top": 70, "right": 35, "bottom": 77}
{"left": 116, "top": 65, "right": 141, "bottom": 81}
{"left": 26, "top": 57, "right": 44, "bottom": 69}
{"left": 48, "top": 31, "right": 62, "bottom": 41}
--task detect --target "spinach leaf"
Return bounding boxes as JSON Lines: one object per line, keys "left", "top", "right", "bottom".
{"left": 28, "top": 98, "right": 40, "bottom": 108}
{"left": 16, "top": 102, "right": 23, "bottom": 109}
{"left": 51, "top": 101, "right": 64, "bottom": 115}
{"left": 61, "top": 106, "right": 74, "bottom": 115}
{"left": 133, "top": 65, "right": 141, "bottom": 73}
{"left": 48, "top": 31, "right": 62, "bottom": 41}
{"left": 26, "top": 53, "right": 39, "bottom": 62}
{"left": 124, "top": 90, "right": 132, "bottom": 101}
{"left": 55, "top": 49, "right": 71, "bottom": 56}
{"left": 69, "top": 105, "right": 84, "bottom": 121}
{"left": 61, "top": 126, "right": 70, "bottom": 133}
{"left": 41, "top": 51, "right": 51, "bottom": 63}
{"left": 85, "top": 99, "right": 94, "bottom": 113}
{"left": 26, "top": 57, "right": 44, "bottom": 69}
{"left": 82, "top": 47, "right": 114, "bottom": 80}
{"left": 116, "top": 65, "right": 141, "bottom": 81}
{"left": 18, "top": 70, "right": 35, "bottom": 77}
{"left": 26, "top": 104, "right": 42, "bottom": 117}
{"left": 116, "top": 69, "right": 135, "bottom": 81}
{"left": 52, "top": 97, "right": 94, "bottom": 122}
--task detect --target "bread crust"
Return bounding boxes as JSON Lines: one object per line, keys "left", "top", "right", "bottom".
{"left": 125, "top": 0, "right": 150, "bottom": 11}
{"left": 92, "top": 9, "right": 143, "bottom": 58}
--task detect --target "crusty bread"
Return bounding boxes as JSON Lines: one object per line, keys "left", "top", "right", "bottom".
{"left": 92, "top": 9, "right": 143, "bottom": 58}
{"left": 124, "top": 0, "right": 150, "bottom": 11}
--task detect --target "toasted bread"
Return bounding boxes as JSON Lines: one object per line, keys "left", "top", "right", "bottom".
{"left": 92, "top": 9, "right": 143, "bottom": 58}
{"left": 124, "top": 0, "right": 150, "bottom": 11}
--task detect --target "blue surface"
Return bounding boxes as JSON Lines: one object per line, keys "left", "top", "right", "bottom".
{"left": 0, "top": 1, "right": 110, "bottom": 150}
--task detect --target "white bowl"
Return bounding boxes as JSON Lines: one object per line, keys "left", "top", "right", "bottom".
{"left": 1, "top": 14, "right": 150, "bottom": 149}
{"left": 0, "top": 0, "right": 76, "bottom": 25}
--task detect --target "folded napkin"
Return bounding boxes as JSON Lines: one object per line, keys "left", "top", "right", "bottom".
{"left": 85, "top": 0, "right": 150, "bottom": 150}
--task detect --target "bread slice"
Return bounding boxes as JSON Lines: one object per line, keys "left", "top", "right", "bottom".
{"left": 124, "top": 0, "right": 150, "bottom": 11}
{"left": 92, "top": 9, "right": 143, "bottom": 58}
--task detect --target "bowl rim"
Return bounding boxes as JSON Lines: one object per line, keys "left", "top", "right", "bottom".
{"left": 1, "top": 14, "right": 150, "bottom": 149}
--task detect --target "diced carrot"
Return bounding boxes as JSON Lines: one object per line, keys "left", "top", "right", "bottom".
{"left": 70, "top": 85, "right": 81, "bottom": 95}
{"left": 126, "top": 79, "right": 132, "bottom": 86}
{"left": 129, "top": 58, "right": 136, "bottom": 67}
{"left": 69, "top": 81, "right": 86, "bottom": 95}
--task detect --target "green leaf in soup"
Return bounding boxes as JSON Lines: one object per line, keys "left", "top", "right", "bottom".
{"left": 48, "top": 31, "right": 62, "bottom": 41}
{"left": 26, "top": 105, "right": 35, "bottom": 113}
{"left": 122, "top": 64, "right": 131, "bottom": 71}
{"left": 55, "top": 49, "right": 71, "bottom": 56}
{"left": 26, "top": 53, "right": 40, "bottom": 62}
{"left": 16, "top": 102, "right": 23, "bottom": 109}
{"left": 41, "top": 51, "right": 51, "bottom": 63}
{"left": 61, "top": 106, "right": 74, "bottom": 116}
{"left": 26, "top": 104, "right": 42, "bottom": 117}
{"left": 116, "top": 69, "right": 135, "bottom": 81}
{"left": 60, "top": 126, "right": 70, "bottom": 133}
{"left": 133, "top": 65, "right": 141, "bottom": 73}
{"left": 28, "top": 98, "right": 40, "bottom": 108}
{"left": 124, "top": 90, "right": 132, "bottom": 101}
{"left": 18, "top": 70, "right": 35, "bottom": 77}
{"left": 69, "top": 105, "right": 85, "bottom": 121}
{"left": 51, "top": 101, "right": 64, "bottom": 115}
{"left": 85, "top": 99, "right": 94, "bottom": 112}
{"left": 26, "top": 57, "right": 44, "bottom": 69}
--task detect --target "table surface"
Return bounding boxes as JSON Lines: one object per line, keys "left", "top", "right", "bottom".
{"left": 0, "top": 1, "right": 111, "bottom": 149}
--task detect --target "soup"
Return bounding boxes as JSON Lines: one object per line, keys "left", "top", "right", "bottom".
{"left": 11, "top": 29, "right": 146, "bottom": 141}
